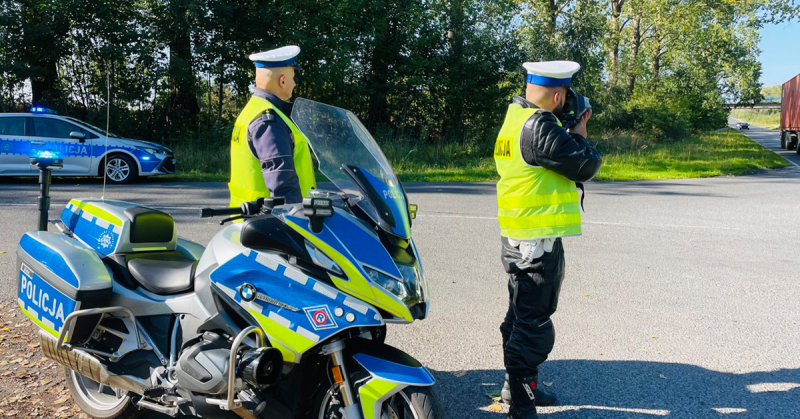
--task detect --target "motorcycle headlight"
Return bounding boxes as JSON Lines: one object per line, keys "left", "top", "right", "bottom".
{"left": 365, "top": 267, "right": 410, "bottom": 303}
{"left": 305, "top": 241, "right": 344, "bottom": 276}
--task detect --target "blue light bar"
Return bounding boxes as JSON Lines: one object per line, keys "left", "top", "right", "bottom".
{"left": 29, "top": 106, "right": 58, "bottom": 115}
{"left": 32, "top": 150, "right": 61, "bottom": 159}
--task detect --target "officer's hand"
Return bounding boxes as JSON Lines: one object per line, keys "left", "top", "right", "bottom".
{"left": 568, "top": 109, "right": 592, "bottom": 138}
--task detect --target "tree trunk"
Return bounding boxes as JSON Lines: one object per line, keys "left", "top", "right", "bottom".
{"left": 364, "top": 1, "right": 397, "bottom": 131}
{"left": 608, "top": 0, "right": 624, "bottom": 87}
{"left": 30, "top": 60, "right": 59, "bottom": 105}
{"left": 442, "top": 0, "right": 465, "bottom": 141}
{"left": 651, "top": 35, "right": 662, "bottom": 80}
{"left": 21, "top": 0, "right": 68, "bottom": 107}
{"left": 626, "top": 17, "right": 640, "bottom": 93}
{"left": 218, "top": 65, "right": 224, "bottom": 122}
{"left": 166, "top": 0, "right": 199, "bottom": 119}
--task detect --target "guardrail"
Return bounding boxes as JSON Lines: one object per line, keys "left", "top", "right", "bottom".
{"left": 723, "top": 102, "right": 781, "bottom": 110}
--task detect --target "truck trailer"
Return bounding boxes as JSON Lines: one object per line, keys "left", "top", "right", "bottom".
{"left": 780, "top": 73, "right": 800, "bottom": 153}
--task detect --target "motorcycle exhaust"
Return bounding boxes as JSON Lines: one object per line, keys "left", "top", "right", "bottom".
{"left": 38, "top": 330, "right": 148, "bottom": 395}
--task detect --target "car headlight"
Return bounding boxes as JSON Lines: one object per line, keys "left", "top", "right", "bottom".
{"left": 364, "top": 267, "right": 410, "bottom": 303}
{"left": 305, "top": 241, "right": 344, "bottom": 275}
{"left": 137, "top": 147, "right": 163, "bottom": 156}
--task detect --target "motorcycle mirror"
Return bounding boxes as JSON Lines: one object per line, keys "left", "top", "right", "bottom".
{"left": 408, "top": 204, "right": 418, "bottom": 220}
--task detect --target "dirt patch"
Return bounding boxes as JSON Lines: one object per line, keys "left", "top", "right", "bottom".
{"left": 0, "top": 302, "right": 88, "bottom": 418}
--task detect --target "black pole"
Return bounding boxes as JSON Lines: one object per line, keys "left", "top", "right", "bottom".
{"left": 38, "top": 169, "right": 51, "bottom": 231}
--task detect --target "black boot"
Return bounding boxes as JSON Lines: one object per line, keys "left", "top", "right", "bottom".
{"left": 506, "top": 374, "right": 538, "bottom": 419}
{"left": 502, "top": 373, "right": 557, "bottom": 406}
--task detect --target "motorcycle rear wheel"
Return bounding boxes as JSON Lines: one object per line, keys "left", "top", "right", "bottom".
{"left": 64, "top": 368, "right": 142, "bottom": 419}
{"left": 312, "top": 383, "right": 444, "bottom": 419}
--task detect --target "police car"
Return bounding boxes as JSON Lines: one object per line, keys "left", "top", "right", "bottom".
{"left": 0, "top": 108, "right": 175, "bottom": 183}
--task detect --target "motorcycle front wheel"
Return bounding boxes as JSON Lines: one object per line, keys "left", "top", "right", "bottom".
{"left": 64, "top": 368, "right": 142, "bottom": 419}
{"left": 312, "top": 383, "right": 445, "bottom": 419}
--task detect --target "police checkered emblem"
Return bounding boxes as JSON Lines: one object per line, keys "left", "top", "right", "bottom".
{"left": 240, "top": 283, "right": 257, "bottom": 302}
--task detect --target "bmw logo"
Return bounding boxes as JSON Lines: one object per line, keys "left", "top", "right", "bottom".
{"left": 240, "top": 283, "right": 257, "bottom": 302}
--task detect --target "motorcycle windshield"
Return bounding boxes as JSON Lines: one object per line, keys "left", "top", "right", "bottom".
{"left": 291, "top": 98, "right": 411, "bottom": 239}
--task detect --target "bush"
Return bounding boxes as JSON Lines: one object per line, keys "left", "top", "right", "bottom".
{"left": 625, "top": 94, "right": 690, "bottom": 141}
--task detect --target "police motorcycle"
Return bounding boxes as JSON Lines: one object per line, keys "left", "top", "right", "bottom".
{"left": 16, "top": 98, "right": 444, "bottom": 419}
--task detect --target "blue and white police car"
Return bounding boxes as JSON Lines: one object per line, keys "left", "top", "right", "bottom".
{"left": 0, "top": 108, "right": 175, "bottom": 183}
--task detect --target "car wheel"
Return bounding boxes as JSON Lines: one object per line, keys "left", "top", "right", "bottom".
{"left": 103, "top": 154, "right": 138, "bottom": 184}
{"left": 794, "top": 136, "right": 800, "bottom": 155}
{"left": 780, "top": 132, "right": 787, "bottom": 149}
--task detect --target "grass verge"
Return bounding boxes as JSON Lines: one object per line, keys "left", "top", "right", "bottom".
{"left": 730, "top": 109, "right": 781, "bottom": 129}
{"left": 162, "top": 143, "right": 229, "bottom": 182}
{"left": 163, "top": 130, "right": 788, "bottom": 183}
{"left": 593, "top": 130, "right": 788, "bottom": 181}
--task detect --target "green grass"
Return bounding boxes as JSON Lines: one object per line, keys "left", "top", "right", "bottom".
{"left": 163, "top": 130, "right": 788, "bottom": 183}
{"left": 730, "top": 109, "right": 781, "bottom": 129}
{"left": 594, "top": 130, "right": 789, "bottom": 180}
{"left": 381, "top": 141, "right": 498, "bottom": 182}
{"left": 161, "top": 143, "right": 229, "bottom": 182}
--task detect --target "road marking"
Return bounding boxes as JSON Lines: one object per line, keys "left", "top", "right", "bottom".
{"left": 538, "top": 406, "right": 670, "bottom": 416}
{"left": 781, "top": 157, "right": 799, "bottom": 167}
{"left": 418, "top": 213, "right": 497, "bottom": 220}
{"left": 419, "top": 213, "right": 745, "bottom": 231}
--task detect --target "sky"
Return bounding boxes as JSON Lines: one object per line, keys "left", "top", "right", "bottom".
{"left": 758, "top": 21, "right": 800, "bottom": 87}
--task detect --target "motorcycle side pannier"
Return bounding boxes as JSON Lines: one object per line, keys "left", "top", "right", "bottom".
{"left": 17, "top": 231, "right": 113, "bottom": 338}
{"left": 59, "top": 198, "right": 178, "bottom": 256}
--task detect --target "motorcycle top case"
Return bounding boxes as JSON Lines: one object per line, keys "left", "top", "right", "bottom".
{"left": 17, "top": 231, "right": 113, "bottom": 336}
{"left": 59, "top": 198, "right": 178, "bottom": 256}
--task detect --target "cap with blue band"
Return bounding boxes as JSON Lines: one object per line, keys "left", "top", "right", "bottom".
{"left": 254, "top": 58, "right": 296, "bottom": 68}
{"left": 523, "top": 60, "right": 580, "bottom": 87}
{"left": 250, "top": 45, "right": 300, "bottom": 69}
{"left": 526, "top": 74, "right": 573, "bottom": 87}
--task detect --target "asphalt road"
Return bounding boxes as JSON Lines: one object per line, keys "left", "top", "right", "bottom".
{"left": 1, "top": 167, "right": 799, "bottom": 418}
{"left": 728, "top": 117, "right": 800, "bottom": 167}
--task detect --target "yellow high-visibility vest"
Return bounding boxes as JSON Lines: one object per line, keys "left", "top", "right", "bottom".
{"left": 494, "top": 104, "right": 581, "bottom": 239}
{"left": 229, "top": 96, "right": 316, "bottom": 207}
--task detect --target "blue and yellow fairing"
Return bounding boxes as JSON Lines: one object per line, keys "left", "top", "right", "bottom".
{"left": 209, "top": 248, "right": 384, "bottom": 363}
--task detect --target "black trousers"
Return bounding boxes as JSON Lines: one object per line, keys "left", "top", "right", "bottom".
{"left": 499, "top": 237, "right": 565, "bottom": 377}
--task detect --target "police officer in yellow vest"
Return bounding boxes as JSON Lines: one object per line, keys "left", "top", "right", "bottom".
{"left": 229, "top": 45, "right": 316, "bottom": 207}
{"left": 495, "top": 61, "right": 602, "bottom": 419}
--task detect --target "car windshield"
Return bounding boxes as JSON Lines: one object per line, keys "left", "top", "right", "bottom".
{"left": 64, "top": 117, "right": 119, "bottom": 138}
{"left": 291, "top": 98, "right": 411, "bottom": 239}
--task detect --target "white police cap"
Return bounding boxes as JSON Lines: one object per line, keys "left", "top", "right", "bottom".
{"left": 249, "top": 45, "right": 300, "bottom": 68}
{"left": 523, "top": 61, "right": 580, "bottom": 87}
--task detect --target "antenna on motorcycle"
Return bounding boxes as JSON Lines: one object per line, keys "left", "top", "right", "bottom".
{"left": 101, "top": 68, "right": 111, "bottom": 201}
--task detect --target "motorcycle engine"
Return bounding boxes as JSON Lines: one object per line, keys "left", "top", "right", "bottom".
{"left": 175, "top": 331, "right": 283, "bottom": 395}
{"left": 175, "top": 332, "right": 231, "bottom": 395}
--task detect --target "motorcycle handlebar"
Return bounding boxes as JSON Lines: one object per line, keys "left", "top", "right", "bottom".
{"left": 199, "top": 206, "right": 243, "bottom": 218}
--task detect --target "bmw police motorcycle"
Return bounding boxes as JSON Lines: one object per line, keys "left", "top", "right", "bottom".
{"left": 16, "top": 99, "right": 443, "bottom": 419}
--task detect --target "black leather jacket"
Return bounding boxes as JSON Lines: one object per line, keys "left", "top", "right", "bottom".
{"left": 513, "top": 96, "right": 602, "bottom": 182}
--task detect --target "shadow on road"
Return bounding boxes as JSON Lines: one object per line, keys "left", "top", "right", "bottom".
{"left": 405, "top": 182, "right": 497, "bottom": 196}
{"left": 433, "top": 361, "right": 800, "bottom": 418}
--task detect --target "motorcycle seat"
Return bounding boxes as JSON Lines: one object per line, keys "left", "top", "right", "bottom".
{"left": 127, "top": 253, "right": 197, "bottom": 295}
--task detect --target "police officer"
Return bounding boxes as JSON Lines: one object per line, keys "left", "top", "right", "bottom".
{"left": 229, "top": 45, "right": 316, "bottom": 207}
{"left": 495, "top": 61, "right": 602, "bottom": 419}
